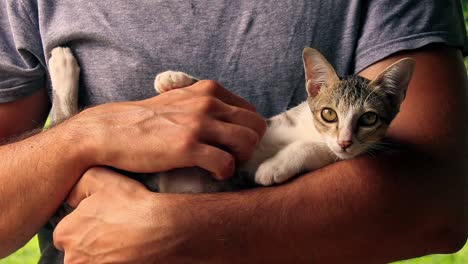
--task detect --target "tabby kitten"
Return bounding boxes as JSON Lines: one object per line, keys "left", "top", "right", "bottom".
{"left": 154, "top": 48, "right": 415, "bottom": 190}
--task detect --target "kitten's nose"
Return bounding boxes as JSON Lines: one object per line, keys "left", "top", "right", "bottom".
{"left": 338, "top": 140, "right": 353, "bottom": 150}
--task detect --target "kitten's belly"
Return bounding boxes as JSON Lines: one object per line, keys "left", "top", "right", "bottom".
{"left": 156, "top": 168, "right": 234, "bottom": 193}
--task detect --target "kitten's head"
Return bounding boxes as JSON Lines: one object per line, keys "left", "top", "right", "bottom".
{"left": 303, "top": 48, "right": 415, "bottom": 159}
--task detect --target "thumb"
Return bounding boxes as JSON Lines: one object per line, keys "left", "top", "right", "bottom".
{"left": 66, "top": 167, "right": 128, "bottom": 208}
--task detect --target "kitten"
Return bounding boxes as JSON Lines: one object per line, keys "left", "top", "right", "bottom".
{"left": 154, "top": 48, "right": 415, "bottom": 190}
{"left": 39, "top": 47, "right": 414, "bottom": 263}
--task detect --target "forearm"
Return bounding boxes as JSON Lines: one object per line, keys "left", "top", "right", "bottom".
{"left": 0, "top": 121, "right": 93, "bottom": 256}
{"left": 163, "top": 148, "right": 465, "bottom": 263}
{"left": 0, "top": 81, "right": 266, "bottom": 257}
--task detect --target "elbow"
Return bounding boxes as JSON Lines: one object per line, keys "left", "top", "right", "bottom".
{"left": 421, "top": 207, "right": 467, "bottom": 255}
{"left": 447, "top": 235, "right": 467, "bottom": 254}
{"left": 0, "top": 243, "right": 13, "bottom": 259}
{"left": 436, "top": 195, "right": 467, "bottom": 254}
{"left": 429, "top": 166, "right": 467, "bottom": 254}
{"left": 0, "top": 229, "right": 8, "bottom": 258}
{"left": 432, "top": 224, "right": 467, "bottom": 254}
{"left": 0, "top": 240, "right": 24, "bottom": 259}
{"left": 0, "top": 228, "right": 24, "bottom": 259}
{"left": 0, "top": 251, "right": 10, "bottom": 260}
{"left": 0, "top": 239, "right": 13, "bottom": 259}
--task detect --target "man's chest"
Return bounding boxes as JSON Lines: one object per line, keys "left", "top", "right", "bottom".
{"left": 36, "top": 0, "right": 358, "bottom": 116}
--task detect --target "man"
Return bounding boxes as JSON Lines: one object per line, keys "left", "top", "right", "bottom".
{"left": 0, "top": 0, "right": 467, "bottom": 263}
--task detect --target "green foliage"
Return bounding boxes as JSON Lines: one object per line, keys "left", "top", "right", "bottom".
{"left": 464, "top": 0, "right": 468, "bottom": 26}
{"left": 393, "top": 243, "right": 468, "bottom": 264}
{"left": 0, "top": 236, "right": 40, "bottom": 264}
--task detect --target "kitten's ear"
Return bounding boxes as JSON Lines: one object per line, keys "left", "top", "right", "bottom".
{"left": 369, "top": 58, "right": 415, "bottom": 108}
{"left": 303, "top": 48, "right": 340, "bottom": 98}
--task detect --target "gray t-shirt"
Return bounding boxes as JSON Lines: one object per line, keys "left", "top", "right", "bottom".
{"left": 1, "top": 0, "right": 467, "bottom": 117}
{"left": 1, "top": 0, "right": 467, "bottom": 259}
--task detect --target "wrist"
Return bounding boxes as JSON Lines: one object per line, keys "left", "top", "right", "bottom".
{"left": 57, "top": 114, "right": 101, "bottom": 171}
{"left": 146, "top": 193, "right": 213, "bottom": 259}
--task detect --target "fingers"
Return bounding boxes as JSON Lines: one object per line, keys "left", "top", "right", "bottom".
{"left": 198, "top": 119, "right": 259, "bottom": 161}
{"left": 176, "top": 117, "right": 260, "bottom": 179}
{"left": 218, "top": 106, "right": 267, "bottom": 139}
{"left": 187, "top": 95, "right": 266, "bottom": 137}
{"left": 185, "top": 144, "right": 236, "bottom": 180}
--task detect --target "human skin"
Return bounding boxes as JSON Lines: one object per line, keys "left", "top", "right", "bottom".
{"left": 53, "top": 45, "right": 467, "bottom": 263}
{"left": 0, "top": 81, "right": 266, "bottom": 257}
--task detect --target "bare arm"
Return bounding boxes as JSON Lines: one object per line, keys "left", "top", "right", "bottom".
{"left": 0, "top": 81, "right": 265, "bottom": 257}
{"left": 53, "top": 45, "right": 467, "bottom": 264}
{"left": 0, "top": 87, "right": 92, "bottom": 256}
{"left": 169, "top": 45, "right": 467, "bottom": 262}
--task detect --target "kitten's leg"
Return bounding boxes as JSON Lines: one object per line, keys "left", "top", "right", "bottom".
{"left": 45, "top": 48, "right": 80, "bottom": 264}
{"left": 154, "top": 71, "right": 198, "bottom": 93}
{"left": 48, "top": 47, "right": 80, "bottom": 125}
{"left": 255, "top": 141, "right": 335, "bottom": 186}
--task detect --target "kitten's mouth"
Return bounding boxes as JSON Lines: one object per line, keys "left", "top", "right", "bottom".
{"left": 327, "top": 141, "right": 359, "bottom": 159}
{"left": 332, "top": 148, "right": 356, "bottom": 160}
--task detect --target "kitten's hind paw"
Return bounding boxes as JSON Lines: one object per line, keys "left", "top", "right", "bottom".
{"left": 154, "top": 71, "right": 197, "bottom": 93}
{"left": 49, "top": 47, "right": 80, "bottom": 89}
{"left": 48, "top": 47, "right": 80, "bottom": 123}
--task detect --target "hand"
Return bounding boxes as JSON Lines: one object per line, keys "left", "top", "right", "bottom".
{"left": 54, "top": 167, "right": 189, "bottom": 264}
{"left": 69, "top": 80, "right": 266, "bottom": 179}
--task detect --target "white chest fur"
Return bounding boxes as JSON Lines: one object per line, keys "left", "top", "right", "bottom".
{"left": 242, "top": 102, "right": 336, "bottom": 185}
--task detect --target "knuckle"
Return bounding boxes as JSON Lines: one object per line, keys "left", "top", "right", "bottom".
{"left": 246, "top": 129, "right": 260, "bottom": 147}
{"left": 177, "top": 133, "right": 198, "bottom": 152}
{"left": 231, "top": 119, "right": 259, "bottom": 146}
{"left": 239, "top": 129, "right": 259, "bottom": 159}
{"left": 258, "top": 118, "right": 268, "bottom": 136}
{"left": 248, "top": 103, "right": 257, "bottom": 112}
{"left": 188, "top": 116, "right": 206, "bottom": 136}
{"left": 195, "top": 96, "right": 219, "bottom": 113}
{"left": 247, "top": 112, "right": 268, "bottom": 137}
{"left": 198, "top": 80, "right": 220, "bottom": 94}
{"left": 81, "top": 168, "right": 97, "bottom": 181}
{"left": 53, "top": 227, "right": 64, "bottom": 242}
{"left": 52, "top": 221, "right": 69, "bottom": 247}
{"left": 218, "top": 154, "right": 235, "bottom": 178}
{"left": 81, "top": 167, "right": 105, "bottom": 181}
{"left": 168, "top": 87, "right": 188, "bottom": 97}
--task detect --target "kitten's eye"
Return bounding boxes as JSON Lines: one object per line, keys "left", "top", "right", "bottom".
{"left": 359, "top": 112, "right": 378, "bottom": 126}
{"left": 321, "top": 108, "right": 338, "bottom": 123}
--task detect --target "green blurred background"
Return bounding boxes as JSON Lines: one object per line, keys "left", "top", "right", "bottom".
{"left": 1, "top": 2, "right": 468, "bottom": 264}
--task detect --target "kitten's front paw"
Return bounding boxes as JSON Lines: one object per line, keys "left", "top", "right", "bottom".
{"left": 154, "top": 71, "right": 197, "bottom": 93}
{"left": 254, "top": 160, "right": 297, "bottom": 186}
